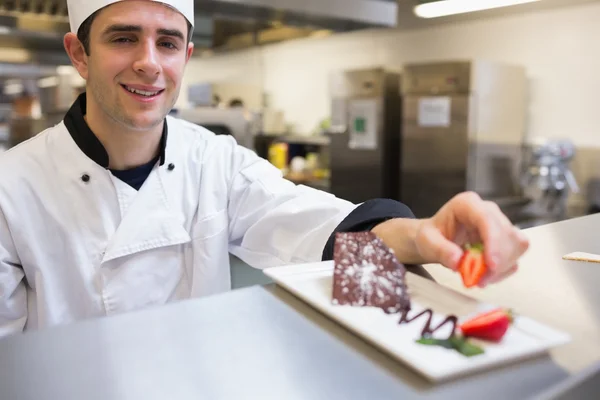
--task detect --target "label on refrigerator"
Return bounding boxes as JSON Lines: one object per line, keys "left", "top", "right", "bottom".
{"left": 348, "top": 99, "right": 378, "bottom": 150}
{"left": 418, "top": 96, "right": 451, "bottom": 127}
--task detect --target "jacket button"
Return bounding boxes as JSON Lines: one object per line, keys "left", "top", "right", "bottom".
{"left": 81, "top": 174, "right": 90, "bottom": 183}
{"left": 167, "top": 163, "right": 175, "bottom": 171}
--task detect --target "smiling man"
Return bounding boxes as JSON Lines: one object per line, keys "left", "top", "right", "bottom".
{"left": 68, "top": 0, "right": 194, "bottom": 171}
{"left": 0, "top": 0, "right": 529, "bottom": 337}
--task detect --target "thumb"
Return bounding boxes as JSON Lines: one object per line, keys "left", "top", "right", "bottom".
{"left": 418, "top": 224, "right": 464, "bottom": 270}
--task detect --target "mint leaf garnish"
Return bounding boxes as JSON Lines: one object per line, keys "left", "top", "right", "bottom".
{"left": 451, "top": 336, "right": 485, "bottom": 357}
{"left": 416, "top": 337, "right": 454, "bottom": 349}
{"left": 416, "top": 336, "right": 484, "bottom": 357}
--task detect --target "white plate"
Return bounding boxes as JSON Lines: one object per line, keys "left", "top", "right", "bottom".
{"left": 264, "top": 261, "right": 571, "bottom": 382}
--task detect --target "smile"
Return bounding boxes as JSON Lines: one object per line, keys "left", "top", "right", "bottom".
{"left": 121, "top": 84, "right": 164, "bottom": 98}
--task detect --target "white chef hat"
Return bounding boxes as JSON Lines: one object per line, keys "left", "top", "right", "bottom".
{"left": 67, "top": 0, "right": 194, "bottom": 35}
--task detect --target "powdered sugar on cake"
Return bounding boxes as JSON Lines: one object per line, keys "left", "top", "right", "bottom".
{"left": 332, "top": 232, "right": 410, "bottom": 314}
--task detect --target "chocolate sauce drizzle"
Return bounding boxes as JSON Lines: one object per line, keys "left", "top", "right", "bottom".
{"left": 398, "top": 307, "right": 458, "bottom": 340}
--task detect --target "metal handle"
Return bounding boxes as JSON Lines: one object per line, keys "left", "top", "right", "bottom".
{"left": 564, "top": 170, "right": 580, "bottom": 193}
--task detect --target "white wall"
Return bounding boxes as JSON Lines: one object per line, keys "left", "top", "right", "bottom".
{"left": 179, "top": 2, "right": 600, "bottom": 146}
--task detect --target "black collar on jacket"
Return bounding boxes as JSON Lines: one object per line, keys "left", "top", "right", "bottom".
{"left": 63, "top": 92, "right": 168, "bottom": 168}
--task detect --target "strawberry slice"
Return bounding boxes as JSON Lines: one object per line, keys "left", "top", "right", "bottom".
{"left": 459, "top": 308, "right": 513, "bottom": 342}
{"left": 458, "top": 243, "right": 487, "bottom": 288}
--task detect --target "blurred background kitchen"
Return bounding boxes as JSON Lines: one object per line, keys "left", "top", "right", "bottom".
{"left": 0, "top": 0, "right": 598, "bottom": 234}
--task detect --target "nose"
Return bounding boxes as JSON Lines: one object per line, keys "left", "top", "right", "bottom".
{"left": 132, "top": 39, "right": 160, "bottom": 76}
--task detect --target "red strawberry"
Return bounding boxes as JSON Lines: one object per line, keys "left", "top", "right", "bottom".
{"left": 458, "top": 243, "right": 487, "bottom": 288}
{"left": 459, "top": 308, "right": 513, "bottom": 342}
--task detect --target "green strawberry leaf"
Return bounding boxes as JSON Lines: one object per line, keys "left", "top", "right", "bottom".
{"left": 465, "top": 243, "right": 484, "bottom": 253}
{"left": 416, "top": 336, "right": 484, "bottom": 357}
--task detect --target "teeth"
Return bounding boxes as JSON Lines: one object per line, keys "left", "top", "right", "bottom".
{"left": 125, "top": 86, "right": 160, "bottom": 97}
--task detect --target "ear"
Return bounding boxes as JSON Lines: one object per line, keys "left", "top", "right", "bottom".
{"left": 185, "top": 42, "right": 194, "bottom": 63}
{"left": 63, "top": 32, "right": 89, "bottom": 81}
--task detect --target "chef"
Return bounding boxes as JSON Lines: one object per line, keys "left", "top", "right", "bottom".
{"left": 0, "top": 0, "right": 529, "bottom": 338}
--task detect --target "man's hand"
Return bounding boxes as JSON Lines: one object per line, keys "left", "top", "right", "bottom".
{"left": 372, "top": 192, "right": 530, "bottom": 288}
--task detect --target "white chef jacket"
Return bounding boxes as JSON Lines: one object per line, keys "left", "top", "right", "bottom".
{"left": 0, "top": 114, "right": 356, "bottom": 338}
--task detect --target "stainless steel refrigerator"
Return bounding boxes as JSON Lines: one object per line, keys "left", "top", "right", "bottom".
{"left": 399, "top": 60, "right": 529, "bottom": 219}
{"left": 327, "top": 67, "right": 402, "bottom": 204}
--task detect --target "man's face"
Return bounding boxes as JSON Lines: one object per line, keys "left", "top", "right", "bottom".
{"left": 83, "top": 1, "right": 193, "bottom": 131}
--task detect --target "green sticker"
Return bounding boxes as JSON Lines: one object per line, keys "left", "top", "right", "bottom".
{"left": 354, "top": 117, "right": 366, "bottom": 133}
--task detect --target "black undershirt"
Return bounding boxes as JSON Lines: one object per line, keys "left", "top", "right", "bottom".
{"left": 109, "top": 156, "right": 159, "bottom": 191}
{"left": 63, "top": 92, "right": 416, "bottom": 260}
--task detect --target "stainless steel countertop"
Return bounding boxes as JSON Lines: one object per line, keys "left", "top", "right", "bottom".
{"left": 2, "top": 214, "right": 600, "bottom": 399}
{"left": 424, "top": 213, "right": 600, "bottom": 375}
{"left": 0, "top": 286, "right": 568, "bottom": 400}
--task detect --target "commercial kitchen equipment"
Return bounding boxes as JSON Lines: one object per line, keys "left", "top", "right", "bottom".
{"left": 400, "top": 60, "right": 529, "bottom": 219}
{"left": 517, "top": 138, "right": 580, "bottom": 227}
{"left": 175, "top": 107, "right": 259, "bottom": 151}
{"left": 326, "top": 67, "right": 402, "bottom": 204}
{"left": 179, "top": 82, "right": 287, "bottom": 151}
{"left": 186, "top": 82, "right": 264, "bottom": 112}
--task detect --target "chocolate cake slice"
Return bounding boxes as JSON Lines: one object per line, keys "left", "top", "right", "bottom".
{"left": 332, "top": 232, "right": 410, "bottom": 314}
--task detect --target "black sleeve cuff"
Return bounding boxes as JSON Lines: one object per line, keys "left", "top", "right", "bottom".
{"left": 321, "top": 198, "right": 416, "bottom": 261}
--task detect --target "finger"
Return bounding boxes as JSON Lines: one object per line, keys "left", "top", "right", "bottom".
{"left": 454, "top": 196, "right": 527, "bottom": 276}
{"left": 486, "top": 200, "right": 513, "bottom": 228}
{"left": 490, "top": 264, "right": 519, "bottom": 283}
{"left": 452, "top": 225, "right": 479, "bottom": 249}
{"left": 465, "top": 227, "right": 480, "bottom": 246}
{"left": 418, "top": 223, "right": 464, "bottom": 270}
{"left": 450, "top": 193, "right": 502, "bottom": 269}
{"left": 484, "top": 202, "right": 529, "bottom": 275}
{"left": 452, "top": 225, "right": 469, "bottom": 247}
{"left": 478, "top": 264, "right": 519, "bottom": 288}
{"left": 483, "top": 201, "right": 515, "bottom": 271}
{"left": 484, "top": 200, "right": 522, "bottom": 270}
{"left": 480, "top": 230, "right": 527, "bottom": 286}
{"left": 515, "top": 227, "right": 530, "bottom": 251}
{"left": 501, "top": 227, "right": 529, "bottom": 270}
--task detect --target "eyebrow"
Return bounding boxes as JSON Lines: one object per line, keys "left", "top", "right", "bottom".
{"left": 157, "top": 28, "right": 185, "bottom": 41}
{"left": 102, "top": 24, "right": 185, "bottom": 40}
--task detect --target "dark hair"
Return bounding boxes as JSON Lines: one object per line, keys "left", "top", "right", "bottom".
{"left": 76, "top": 10, "right": 193, "bottom": 55}
{"left": 77, "top": 10, "right": 99, "bottom": 55}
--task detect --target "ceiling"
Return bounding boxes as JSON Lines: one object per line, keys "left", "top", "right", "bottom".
{"left": 209, "top": 0, "right": 600, "bottom": 50}
{"left": 396, "top": 0, "right": 600, "bottom": 30}
{"left": 0, "top": 0, "right": 597, "bottom": 66}
{"left": 0, "top": 0, "right": 398, "bottom": 49}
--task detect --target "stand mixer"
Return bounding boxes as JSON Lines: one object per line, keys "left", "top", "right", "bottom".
{"left": 519, "top": 139, "right": 579, "bottom": 225}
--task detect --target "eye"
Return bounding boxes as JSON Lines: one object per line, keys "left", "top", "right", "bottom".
{"left": 159, "top": 42, "right": 178, "bottom": 50}
{"left": 113, "top": 37, "right": 134, "bottom": 43}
